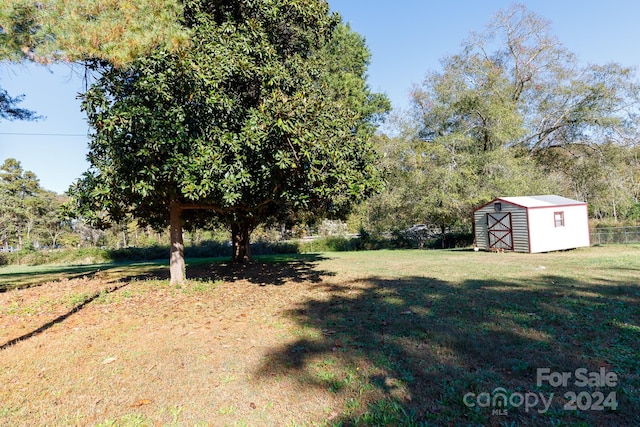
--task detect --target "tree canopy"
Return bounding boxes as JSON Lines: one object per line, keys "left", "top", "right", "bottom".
{"left": 411, "top": 4, "right": 639, "bottom": 154}
{"left": 71, "top": 0, "right": 390, "bottom": 283}
{"left": 0, "top": 0, "right": 188, "bottom": 65}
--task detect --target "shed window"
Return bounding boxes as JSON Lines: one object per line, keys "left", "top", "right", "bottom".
{"left": 494, "top": 203, "right": 502, "bottom": 212}
{"left": 554, "top": 211, "right": 565, "bottom": 227}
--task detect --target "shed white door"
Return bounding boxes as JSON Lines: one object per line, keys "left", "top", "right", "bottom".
{"left": 487, "top": 212, "right": 513, "bottom": 250}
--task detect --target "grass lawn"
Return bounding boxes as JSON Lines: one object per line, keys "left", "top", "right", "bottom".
{"left": 0, "top": 245, "right": 638, "bottom": 426}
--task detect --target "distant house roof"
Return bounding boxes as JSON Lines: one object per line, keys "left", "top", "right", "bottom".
{"left": 498, "top": 195, "right": 586, "bottom": 208}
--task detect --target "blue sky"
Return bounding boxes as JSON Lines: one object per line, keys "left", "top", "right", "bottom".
{"left": 2, "top": 0, "right": 640, "bottom": 194}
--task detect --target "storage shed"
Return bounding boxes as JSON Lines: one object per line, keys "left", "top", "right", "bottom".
{"left": 474, "top": 195, "right": 590, "bottom": 253}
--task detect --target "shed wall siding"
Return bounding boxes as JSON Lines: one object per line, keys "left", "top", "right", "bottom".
{"left": 527, "top": 205, "right": 590, "bottom": 253}
{"left": 474, "top": 202, "right": 529, "bottom": 252}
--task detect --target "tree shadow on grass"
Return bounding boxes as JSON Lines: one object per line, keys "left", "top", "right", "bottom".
{"left": 88, "top": 254, "right": 333, "bottom": 286}
{"left": 0, "top": 264, "right": 108, "bottom": 292}
{"left": 0, "top": 261, "right": 171, "bottom": 292}
{"left": 1, "top": 254, "right": 331, "bottom": 290}
{"left": 0, "top": 282, "right": 130, "bottom": 351}
{"left": 187, "top": 254, "right": 333, "bottom": 286}
{"left": 256, "top": 274, "right": 639, "bottom": 426}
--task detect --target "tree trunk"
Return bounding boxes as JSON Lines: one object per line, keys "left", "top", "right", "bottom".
{"left": 231, "top": 222, "right": 252, "bottom": 263}
{"left": 17, "top": 226, "right": 23, "bottom": 250}
{"left": 169, "top": 199, "right": 186, "bottom": 284}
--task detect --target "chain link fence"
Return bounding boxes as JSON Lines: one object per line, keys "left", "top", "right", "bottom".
{"left": 590, "top": 227, "right": 640, "bottom": 245}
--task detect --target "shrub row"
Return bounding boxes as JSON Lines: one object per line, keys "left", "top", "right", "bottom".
{"left": 0, "top": 247, "right": 111, "bottom": 266}
{"left": 297, "top": 231, "right": 474, "bottom": 253}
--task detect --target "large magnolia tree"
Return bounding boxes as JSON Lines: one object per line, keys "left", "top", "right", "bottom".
{"left": 71, "top": 0, "right": 389, "bottom": 283}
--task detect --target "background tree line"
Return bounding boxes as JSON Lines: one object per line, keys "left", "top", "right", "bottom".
{"left": 0, "top": 158, "right": 68, "bottom": 251}
{"left": 0, "top": 157, "right": 137, "bottom": 251}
